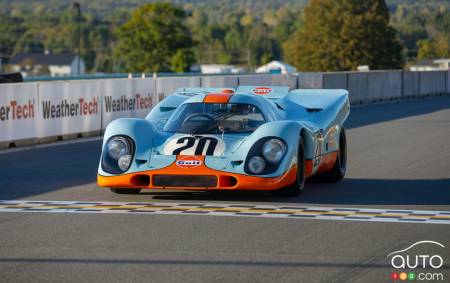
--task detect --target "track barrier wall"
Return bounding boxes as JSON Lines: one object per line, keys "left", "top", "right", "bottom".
{"left": 102, "top": 78, "right": 156, "bottom": 128}
{"left": 0, "top": 70, "right": 449, "bottom": 147}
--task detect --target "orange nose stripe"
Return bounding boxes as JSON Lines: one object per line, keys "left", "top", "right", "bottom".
{"left": 203, "top": 93, "right": 233, "bottom": 103}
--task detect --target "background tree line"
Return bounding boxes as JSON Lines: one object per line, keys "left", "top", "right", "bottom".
{"left": 0, "top": 0, "right": 448, "bottom": 73}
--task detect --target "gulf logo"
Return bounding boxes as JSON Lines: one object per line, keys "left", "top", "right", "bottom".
{"left": 252, "top": 87, "right": 273, "bottom": 95}
{"left": 176, "top": 156, "right": 202, "bottom": 168}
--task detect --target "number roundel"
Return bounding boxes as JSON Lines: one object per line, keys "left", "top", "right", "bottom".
{"left": 163, "top": 135, "right": 226, "bottom": 156}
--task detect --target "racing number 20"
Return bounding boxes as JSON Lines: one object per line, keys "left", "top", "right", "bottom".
{"left": 172, "top": 136, "right": 218, "bottom": 156}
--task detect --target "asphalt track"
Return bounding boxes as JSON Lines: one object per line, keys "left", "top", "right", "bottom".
{"left": 0, "top": 95, "right": 450, "bottom": 282}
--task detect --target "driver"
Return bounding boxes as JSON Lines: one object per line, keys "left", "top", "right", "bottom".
{"left": 230, "top": 104, "right": 250, "bottom": 115}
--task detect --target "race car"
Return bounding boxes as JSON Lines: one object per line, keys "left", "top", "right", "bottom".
{"left": 97, "top": 86, "right": 349, "bottom": 196}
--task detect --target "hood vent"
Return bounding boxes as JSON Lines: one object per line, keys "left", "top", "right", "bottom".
{"left": 306, "top": 108, "right": 323, "bottom": 113}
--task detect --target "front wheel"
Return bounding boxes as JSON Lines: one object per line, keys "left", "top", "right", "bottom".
{"left": 110, "top": 188, "right": 141, "bottom": 194}
{"left": 276, "top": 137, "right": 305, "bottom": 197}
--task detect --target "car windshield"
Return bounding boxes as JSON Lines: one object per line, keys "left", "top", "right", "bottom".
{"left": 163, "top": 103, "right": 266, "bottom": 134}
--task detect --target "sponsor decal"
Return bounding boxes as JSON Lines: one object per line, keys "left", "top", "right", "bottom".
{"left": 0, "top": 100, "right": 35, "bottom": 121}
{"left": 104, "top": 94, "right": 153, "bottom": 113}
{"left": 252, "top": 87, "right": 272, "bottom": 95}
{"left": 42, "top": 97, "right": 99, "bottom": 119}
{"left": 164, "top": 135, "right": 226, "bottom": 156}
{"left": 176, "top": 156, "right": 202, "bottom": 168}
{"left": 388, "top": 241, "right": 445, "bottom": 281}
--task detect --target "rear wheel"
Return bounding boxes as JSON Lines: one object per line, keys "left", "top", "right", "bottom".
{"left": 276, "top": 137, "right": 305, "bottom": 197}
{"left": 110, "top": 188, "right": 141, "bottom": 194}
{"left": 317, "top": 128, "right": 347, "bottom": 182}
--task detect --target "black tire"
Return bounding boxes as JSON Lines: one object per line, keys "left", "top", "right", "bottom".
{"left": 276, "top": 137, "right": 305, "bottom": 197}
{"left": 317, "top": 128, "right": 347, "bottom": 182}
{"left": 110, "top": 188, "right": 141, "bottom": 194}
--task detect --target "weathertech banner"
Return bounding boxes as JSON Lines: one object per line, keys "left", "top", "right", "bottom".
{"left": 0, "top": 83, "right": 39, "bottom": 142}
{"left": 101, "top": 78, "right": 156, "bottom": 128}
{"left": 37, "top": 81, "right": 102, "bottom": 137}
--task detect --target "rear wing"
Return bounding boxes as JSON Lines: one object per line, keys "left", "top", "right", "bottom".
{"left": 236, "top": 86, "right": 290, "bottom": 99}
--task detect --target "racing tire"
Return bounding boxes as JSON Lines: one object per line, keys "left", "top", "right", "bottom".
{"left": 276, "top": 137, "right": 305, "bottom": 197}
{"left": 317, "top": 128, "right": 347, "bottom": 182}
{"left": 110, "top": 188, "right": 141, "bottom": 194}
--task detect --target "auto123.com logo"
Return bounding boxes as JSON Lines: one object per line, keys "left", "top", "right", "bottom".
{"left": 387, "top": 241, "right": 445, "bottom": 281}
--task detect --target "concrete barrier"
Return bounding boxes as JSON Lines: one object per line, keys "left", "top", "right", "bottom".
{"left": 37, "top": 80, "right": 102, "bottom": 138}
{"left": 0, "top": 82, "right": 39, "bottom": 148}
{"left": 201, "top": 75, "right": 238, "bottom": 88}
{"left": 271, "top": 74, "right": 298, "bottom": 89}
{"left": 156, "top": 76, "right": 201, "bottom": 101}
{"left": 238, "top": 74, "right": 297, "bottom": 89}
{"left": 298, "top": 73, "right": 323, "bottom": 89}
{"left": 323, "top": 73, "right": 347, "bottom": 89}
{"left": 367, "top": 71, "right": 402, "bottom": 101}
{"left": 419, "top": 71, "right": 447, "bottom": 96}
{"left": 447, "top": 71, "right": 450, "bottom": 93}
{"left": 402, "top": 71, "right": 420, "bottom": 98}
{"left": 102, "top": 78, "right": 157, "bottom": 128}
{"left": 238, "top": 74, "right": 274, "bottom": 86}
{"left": 347, "top": 72, "right": 368, "bottom": 104}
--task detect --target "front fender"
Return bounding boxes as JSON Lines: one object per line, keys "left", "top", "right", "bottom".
{"left": 99, "top": 118, "right": 163, "bottom": 176}
{"left": 223, "top": 121, "right": 305, "bottom": 177}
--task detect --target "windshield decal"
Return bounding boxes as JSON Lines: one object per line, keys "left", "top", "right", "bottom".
{"left": 164, "top": 135, "right": 226, "bottom": 156}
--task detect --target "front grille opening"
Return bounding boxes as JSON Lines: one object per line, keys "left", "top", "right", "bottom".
{"left": 131, "top": 175, "right": 150, "bottom": 187}
{"left": 219, "top": 176, "right": 238, "bottom": 188}
{"left": 153, "top": 175, "right": 217, "bottom": 188}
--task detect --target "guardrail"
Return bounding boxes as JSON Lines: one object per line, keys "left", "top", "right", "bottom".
{"left": 0, "top": 70, "right": 449, "bottom": 148}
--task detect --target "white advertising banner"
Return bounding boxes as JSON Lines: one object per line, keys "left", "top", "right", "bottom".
{"left": 102, "top": 78, "right": 156, "bottom": 128}
{"left": 0, "top": 83, "right": 39, "bottom": 142}
{"left": 37, "top": 80, "right": 102, "bottom": 137}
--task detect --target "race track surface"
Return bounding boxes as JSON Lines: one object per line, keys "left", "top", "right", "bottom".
{"left": 1, "top": 96, "right": 449, "bottom": 283}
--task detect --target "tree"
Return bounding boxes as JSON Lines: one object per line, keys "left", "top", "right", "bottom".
{"left": 421, "top": 10, "right": 450, "bottom": 59}
{"left": 417, "top": 39, "right": 437, "bottom": 59}
{"left": 0, "top": 14, "right": 25, "bottom": 55}
{"left": 283, "top": 0, "right": 404, "bottom": 71}
{"left": 114, "top": 3, "right": 194, "bottom": 73}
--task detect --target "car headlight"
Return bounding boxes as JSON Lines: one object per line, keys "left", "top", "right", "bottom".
{"left": 108, "top": 137, "right": 130, "bottom": 160}
{"left": 262, "top": 138, "right": 286, "bottom": 163}
{"left": 118, "top": 154, "right": 133, "bottom": 171}
{"left": 102, "top": 136, "right": 134, "bottom": 174}
{"left": 248, "top": 156, "right": 266, "bottom": 174}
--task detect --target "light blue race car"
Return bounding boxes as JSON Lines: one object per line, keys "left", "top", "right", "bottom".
{"left": 98, "top": 86, "right": 349, "bottom": 196}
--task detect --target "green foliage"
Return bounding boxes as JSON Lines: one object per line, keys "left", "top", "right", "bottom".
{"left": 389, "top": 0, "right": 450, "bottom": 59}
{"left": 114, "top": 3, "right": 194, "bottom": 73}
{"left": 417, "top": 40, "right": 437, "bottom": 59}
{"left": 416, "top": 10, "right": 450, "bottom": 59}
{"left": 0, "top": 14, "right": 25, "bottom": 55}
{"left": 170, "top": 48, "right": 195, "bottom": 72}
{"left": 0, "top": 0, "right": 448, "bottom": 73}
{"left": 284, "top": 0, "right": 404, "bottom": 71}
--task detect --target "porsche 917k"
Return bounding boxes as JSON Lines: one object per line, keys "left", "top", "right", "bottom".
{"left": 97, "top": 86, "right": 349, "bottom": 196}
